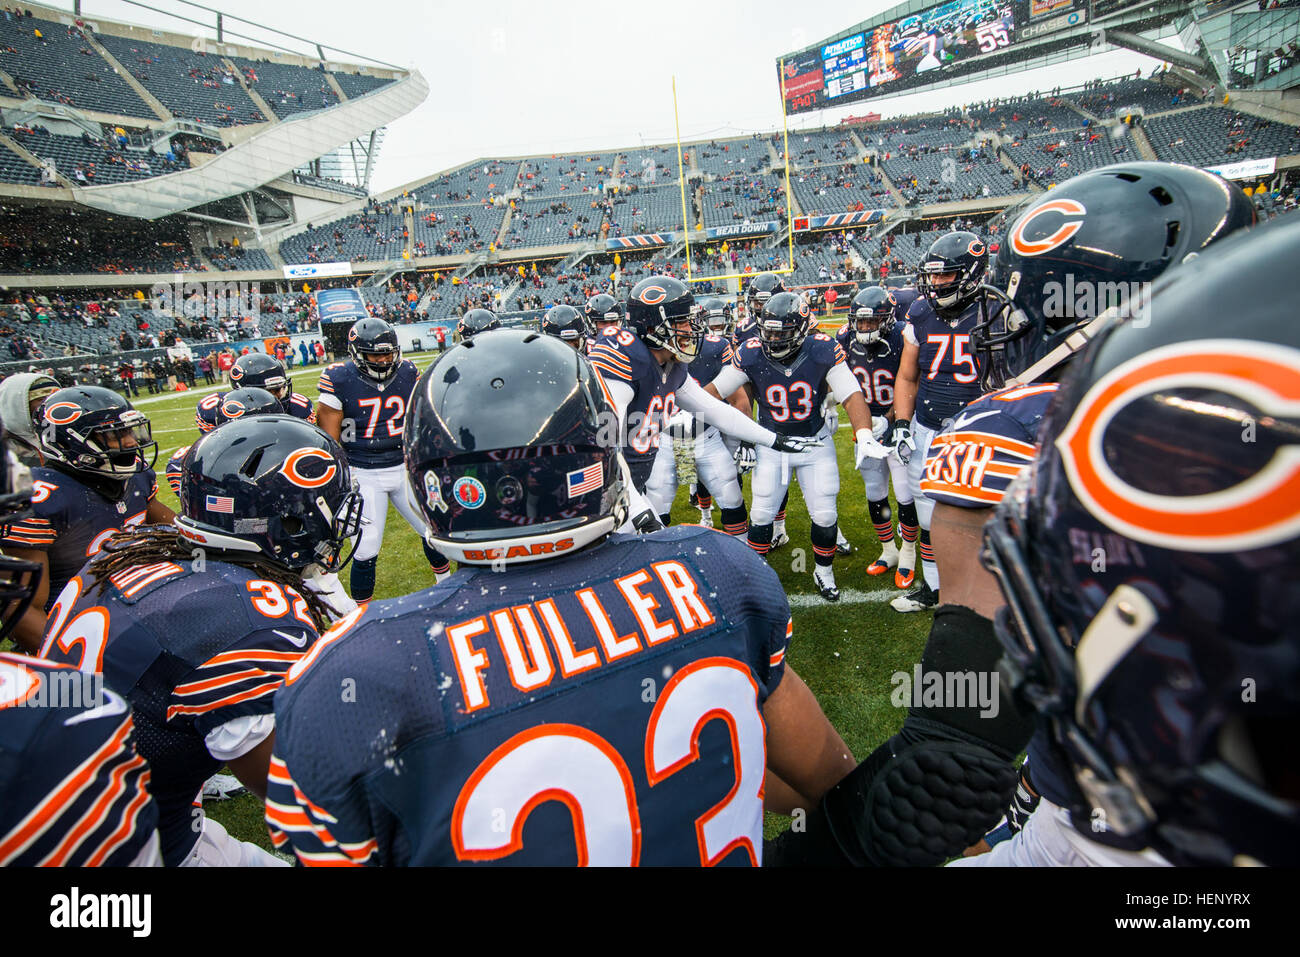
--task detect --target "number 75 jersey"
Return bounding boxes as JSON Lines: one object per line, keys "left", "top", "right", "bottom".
{"left": 316, "top": 359, "right": 420, "bottom": 468}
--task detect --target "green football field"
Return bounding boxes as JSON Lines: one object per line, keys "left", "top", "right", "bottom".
{"left": 125, "top": 349, "right": 934, "bottom": 853}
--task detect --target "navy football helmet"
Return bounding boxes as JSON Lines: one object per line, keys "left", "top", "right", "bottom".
{"left": 215, "top": 387, "right": 282, "bottom": 426}
{"left": 456, "top": 308, "right": 501, "bottom": 342}
{"left": 916, "top": 230, "right": 988, "bottom": 323}
{"left": 542, "top": 304, "right": 591, "bottom": 350}
{"left": 849, "top": 286, "right": 898, "bottom": 358}
{"left": 584, "top": 293, "right": 624, "bottom": 334}
{"left": 759, "top": 292, "right": 810, "bottom": 362}
{"left": 696, "top": 296, "right": 731, "bottom": 336}
{"left": 0, "top": 424, "right": 39, "bottom": 639}
{"left": 981, "top": 217, "right": 1300, "bottom": 867}
{"left": 404, "top": 330, "right": 628, "bottom": 566}
{"left": 626, "top": 275, "right": 702, "bottom": 362}
{"left": 745, "top": 273, "right": 785, "bottom": 325}
{"left": 975, "top": 162, "right": 1256, "bottom": 391}
{"left": 38, "top": 386, "right": 157, "bottom": 479}
{"left": 348, "top": 317, "right": 401, "bottom": 382}
{"left": 177, "top": 415, "right": 362, "bottom": 574}
{"left": 228, "top": 353, "right": 291, "bottom": 405}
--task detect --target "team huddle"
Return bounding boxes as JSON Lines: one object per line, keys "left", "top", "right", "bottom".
{"left": 0, "top": 161, "right": 1296, "bottom": 868}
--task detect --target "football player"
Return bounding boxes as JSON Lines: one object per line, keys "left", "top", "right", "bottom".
{"left": 839, "top": 285, "right": 919, "bottom": 585}
{"left": 40, "top": 415, "right": 362, "bottom": 866}
{"left": 587, "top": 275, "right": 820, "bottom": 534}
{"left": 705, "top": 292, "right": 877, "bottom": 601}
{"left": 267, "top": 330, "right": 856, "bottom": 865}
{"left": 884, "top": 231, "right": 991, "bottom": 612}
{"left": 962, "top": 213, "right": 1298, "bottom": 866}
{"left": 585, "top": 293, "right": 625, "bottom": 341}
{"left": 165, "top": 387, "right": 282, "bottom": 496}
{"left": 454, "top": 307, "right": 501, "bottom": 343}
{"left": 541, "top": 303, "right": 592, "bottom": 352}
{"left": 0, "top": 371, "right": 59, "bottom": 466}
{"left": 316, "top": 317, "right": 451, "bottom": 602}
{"left": 195, "top": 352, "right": 314, "bottom": 434}
{"left": 0, "top": 423, "right": 162, "bottom": 866}
{"left": 765, "top": 163, "right": 1259, "bottom": 868}
{"left": 926, "top": 162, "right": 1257, "bottom": 857}
{"left": 2, "top": 387, "right": 174, "bottom": 653}
{"left": 698, "top": 296, "right": 733, "bottom": 338}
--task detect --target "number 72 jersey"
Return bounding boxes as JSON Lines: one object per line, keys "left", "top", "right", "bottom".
{"left": 316, "top": 359, "right": 420, "bottom": 468}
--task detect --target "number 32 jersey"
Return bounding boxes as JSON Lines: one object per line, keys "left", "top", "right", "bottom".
{"left": 267, "top": 527, "right": 792, "bottom": 866}
{"left": 40, "top": 560, "right": 321, "bottom": 866}
{"left": 317, "top": 359, "right": 420, "bottom": 468}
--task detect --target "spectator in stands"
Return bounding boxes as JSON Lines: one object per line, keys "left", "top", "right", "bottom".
{"left": 198, "top": 353, "right": 214, "bottom": 385}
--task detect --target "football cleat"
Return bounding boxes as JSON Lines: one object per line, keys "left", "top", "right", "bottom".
{"left": 890, "top": 581, "right": 938, "bottom": 613}
{"left": 770, "top": 526, "right": 790, "bottom": 550}
{"left": 868, "top": 540, "right": 899, "bottom": 576}
{"left": 895, "top": 539, "right": 916, "bottom": 588}
{"left": 201, "top": 773, "right": 247, "bottom": 802}
{"left": 698, "top": 507, "right": 714, "bottom": 528}
{"left": 814, "top": 565, "right": 840, "bottom": 603}
{"left": 836, "top": 529, "right": 854, "bottom": 556}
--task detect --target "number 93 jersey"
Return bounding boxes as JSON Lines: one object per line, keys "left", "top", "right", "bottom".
{"left": 733, "top": 333, "right": 846, "bottom": 438}
{"left": 267, "top": 528, "right": 793, "bottom": 866}
{"left": 316, "top": 358, "right": 420, "bottom": 468}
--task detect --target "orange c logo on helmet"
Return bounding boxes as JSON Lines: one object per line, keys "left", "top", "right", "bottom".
{"left": 638, "top": 285, "right": 668, "bottom": 305}
{"left": 278, "top": 448, "right": 338, "bottom": 489}
{"left": 1056, "top": 340, "right": 1300, "bottom": 553}
{"left": 229, "top": 366, "right": 244, "bottom": 381}
{"left": 1009, "top": 199, "right": 1087, "bottom": 257}
{"left": 44, "top": 401, "right": 82, "bottom": 425}
{"left": 967, "top": 239, "right": 985, "bottom": 257}
{"left": 221, "top": 399, "right": 246, "bottom": 419}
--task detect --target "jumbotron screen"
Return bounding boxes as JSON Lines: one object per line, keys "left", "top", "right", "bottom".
{"left": 780, "top": 0, "right": 1087, "bottom": 113}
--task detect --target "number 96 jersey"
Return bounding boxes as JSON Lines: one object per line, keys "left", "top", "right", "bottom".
{"left": 317, "top": 359, "right": 420, "bottom": 469}
{"left": 835, "top": 324, "right": 904, "bottom": 418}
{"left": 733, "top": 333, "right": 846, "bottom": 438}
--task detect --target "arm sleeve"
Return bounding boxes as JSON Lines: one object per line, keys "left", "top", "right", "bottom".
{"left": 676, "top": 375, "right": 774, "bottom": 447}
{"left": 602, "top": 379, "right": 655, "bottom": 518}
{"left": 826, "top": 362, "right": 861, "bottom": 406}
{"left": 708, "top": 365, "right": 749, "bottom": 399}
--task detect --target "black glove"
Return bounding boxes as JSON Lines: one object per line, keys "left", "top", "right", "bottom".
{"left": 631, "top": 508, "right": 664, "bottom": 534}
{"left": 771, "top": 434, "right": 822, "bottom": 454}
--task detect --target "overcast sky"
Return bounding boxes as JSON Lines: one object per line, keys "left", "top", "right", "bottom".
{"left": 53, "top": 0, "right": 1170, "bottom": 191}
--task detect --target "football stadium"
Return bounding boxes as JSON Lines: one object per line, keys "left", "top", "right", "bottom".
{"left": 0, "top": 0, "right": 1297, "bottom": 895}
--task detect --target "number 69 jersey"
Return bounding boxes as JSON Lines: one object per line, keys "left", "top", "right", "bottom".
{"left": 39, "top": 560, "right": 321, "bottom": 866}
{"left": 732, "top": 333, "right": 846, "bottom": 438}
{"left": 267, "top": 527, "right": 792, "bottom": 866}
{"left": 588, "top": 327, "right": 688, "bottom": 473}
{"left": 316, "top": 358, "right": 420, "bottom": 468}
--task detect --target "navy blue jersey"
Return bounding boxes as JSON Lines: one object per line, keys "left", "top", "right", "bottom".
{"left": 267, "top": 527, "right": 792, "bottom": 866}
{"left": 836, "top": 324, "right": 905, "bottom": 417}
{"left": 921, "top": 383, "right": 1059, "bottom": 508}
{"left": 588, "top": 328, "right": 688, "bottom": 469}
{"left": 903, "top": 296, "right": 984, "bottom": 431}
{"left": 164, "top": 445, "right": 192, "bottom": 497}
{"left": 40, "top": 559, "right": 321, "bottom": 865}
{"left": 733, "top": 333, "right": 847, "bottom": 438}
{"left": 0, "top": 653, "right": 159, "bottom": 866}
{"left": 732, "top": 317, "right": 760, "bottom": 351}
{"left": 888, "top": 285, "right": 919, "bottom": 316}
{"left": 196, "top": 389, "right": 315, "bottom": 433}
{"left": 0, "top": 466, "right": 157, "bottom": 612}
{"left": 317, "top": 359, "right": 420, "bottom": 468}
{"left": 687, "top": 334, "right": 734, "bottom": 389}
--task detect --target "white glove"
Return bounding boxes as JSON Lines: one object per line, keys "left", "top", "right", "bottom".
{"left": 871, "top": 415, "right": 889, "bottom": 440}
{"left": 892, "top": 419, "right": 917, "bottom": 464}
{"left": 666, "top": 409, "right": 694, "bottom": 436}
{"left": 854, "top": 428, "right": 891, "bottom": 466}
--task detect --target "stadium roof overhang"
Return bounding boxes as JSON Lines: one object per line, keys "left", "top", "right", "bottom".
{"left": 64, "top": 70, "right": 428, "bottom": 221}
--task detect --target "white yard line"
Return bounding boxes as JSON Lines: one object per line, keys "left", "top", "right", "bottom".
{"left": 786, "top": 587, "right": 898, "bottom": 608}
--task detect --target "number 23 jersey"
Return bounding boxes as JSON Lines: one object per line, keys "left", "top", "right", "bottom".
{"left": 317, "top": 359, "right": 420, "bottom": 468}
{"left": 267, "top": 527, "right": 792, "bottom": 866}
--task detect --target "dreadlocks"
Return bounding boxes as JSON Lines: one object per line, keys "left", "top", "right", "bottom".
{"left": 87, "top": 524, "right": 335, "bottom": 632}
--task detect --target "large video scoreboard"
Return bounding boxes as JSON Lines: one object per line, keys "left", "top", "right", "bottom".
{"left": 780, "top": 0, "right": 1088, "bottom": 114}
